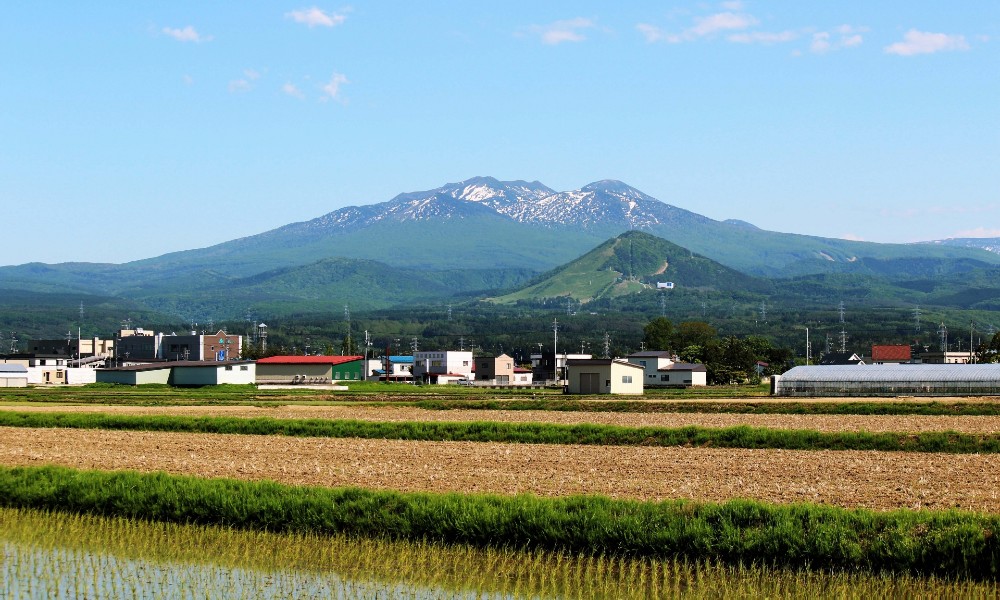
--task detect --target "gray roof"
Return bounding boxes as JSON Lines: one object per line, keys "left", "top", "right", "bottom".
{"left": 659, "top": 362, "right": 707, "bottom": 372}
{"left": 779, "top": 364, "right": 1000, "bottom": 383}
{"left": 628, "top": 351, "right": 673, "bottom": 358}
{"left": 0, "top": 364, "right": 28, "bottom": 374}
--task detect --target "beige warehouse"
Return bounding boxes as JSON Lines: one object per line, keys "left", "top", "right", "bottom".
{"left": 565, "top": 359, "right": 644, "bottom": 395}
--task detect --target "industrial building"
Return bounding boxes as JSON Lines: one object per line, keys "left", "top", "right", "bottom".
{"left": 565, "top": 359, "right": 644, "bottom": 395}
{"left": 256, "top": 355, "right": 364, "bottom": 384}
{"left": 773, "top": 364, "right": 1000, "bottom": 397}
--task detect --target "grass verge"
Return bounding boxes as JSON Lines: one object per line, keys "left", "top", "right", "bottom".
{"left": 1, "top": 410, "right": 999, "bottom": 453}
{"left": 0, "top": 465, "right": 997, "bottom": 579}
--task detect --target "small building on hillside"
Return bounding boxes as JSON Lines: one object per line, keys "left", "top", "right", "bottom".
{"left": 773, "top": 364, "right": 1000, "bottom": 397}
{"left": 565, "top": 359, "right": 644, "bottom": 395}
{"left": 256, "top": 355, "right": 364, "bottom": 384}
{"left": 871, "top": 345, "right": 912, "bottom": 364}
{"left": 0, "top": 364, "right": 28, "bottom": 387}
{"left": 476, "top": 354, "right": 516, "bottom": 384}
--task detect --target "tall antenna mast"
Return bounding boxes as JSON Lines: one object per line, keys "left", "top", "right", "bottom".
{"left": 938, "top": 322, "right": 948, "bottom": 352}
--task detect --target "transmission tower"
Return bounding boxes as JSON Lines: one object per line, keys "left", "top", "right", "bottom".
{"left": 566, "top": 297, "right": 573, "bottom": 316}
{"left": 602, "top": 332, "right": 611, "bottom": 359}
{"left": 458, "top": 336, "right": 465, "bottom": 351}
{"left": 839, "top": 328, "right": 848, "bottom": 353}
{"left": 410, "top": 337, "right": 419, "bottom": 355}
{"left": 938, "top": 322, "right": 948, "bottom": 352}
{"left": 8, "top": 332, "right": 18, "bottom": 353}
{"left": 447, "top": 304, "right": 452, "bottom": 321}
{"left": 913, "top": 306, "right": 922, "bottom": 333}
{"left": 760, "top": 300, "right": 767, "bottom": 323}
{"left": 838, "top": 301, "right": 845, "bottom": 324}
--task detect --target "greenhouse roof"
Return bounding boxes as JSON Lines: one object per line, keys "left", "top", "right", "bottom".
{"left": 780, "top": 364, "right": 1000, "bottom": 383}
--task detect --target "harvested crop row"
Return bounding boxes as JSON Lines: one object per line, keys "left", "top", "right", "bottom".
{"left": 2, "top": 426, "right": 999, "bottom": 512}
{"left": 5, "top": 403, "right": 1000, "bottom": 434}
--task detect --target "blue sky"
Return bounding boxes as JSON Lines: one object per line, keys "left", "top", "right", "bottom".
{"left": 1, "top": 2, "right": 998, "bottom": 265}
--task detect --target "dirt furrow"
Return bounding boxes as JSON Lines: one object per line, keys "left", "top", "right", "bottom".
{"left": 2, "top": 426, "right": 998, "bottom": 512}
{"left": 5, "top": 404, "right": 1000, "bottom": 434}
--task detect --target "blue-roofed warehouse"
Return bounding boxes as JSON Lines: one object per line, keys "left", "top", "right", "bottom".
{"left": 773, "top": 364, "right": 1000, "bottom": 397}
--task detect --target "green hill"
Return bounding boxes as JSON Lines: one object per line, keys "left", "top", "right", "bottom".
{"left": 491, "top": 231, "right": 771, "bottom": 304}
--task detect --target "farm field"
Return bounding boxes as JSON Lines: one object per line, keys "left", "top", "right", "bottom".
{"left": 5, "top": 402, "right": 1000, "bottom": 433}
{"left": 2, "top": 426, "right": 999, "bottom": 511}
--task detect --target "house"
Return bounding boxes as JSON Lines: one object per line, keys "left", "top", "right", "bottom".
{"left": 565, "top": 359, "right": 644, "bottom": 395}
{"left": 0, "top": 364, "right": 28, "bottom": 387}
{"left": 625, "top": 350, "right": 675, "bottom": 386}
{"left": 531, "top": 351, "right": 592, "bottom": 382}
{"left": 918, "top": 351, "right": 975, "bottom": 364}
{"left": 366, "top": 355, "right": 414, "bottom": 381}
{"left": 513, "top": 367, "right": 534, "bottom": 386}
{"left": 818, "top": 352, "right": 866, "bottom": 366}
{"left": 1, "top": 354, "right": 69, "bottom": 385}
{"left": 256, "top": 355, "right": 364, "bottom": 384}
{"left": 657, "top": 362, "right": 707, "bottom": 387}
{"left": 412, "top": 351, "right": 473, "bottom": 382}
{"left": 476, "top": 354, "right": 515, "bottom": 384}
{"left": 871, "top": 345, "right": 912, "bottom": 364}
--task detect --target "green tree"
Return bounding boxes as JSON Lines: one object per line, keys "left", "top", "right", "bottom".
{"left": 976, "top": 333, "right": 1000, "bottom": 363}
{"left": 674, "top": 321, "right": 718, "bottom": 352}
{"left": 642, "top": 317, "right": 674, "bottom": 351}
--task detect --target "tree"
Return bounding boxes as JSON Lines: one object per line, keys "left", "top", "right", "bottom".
{"left": 976, "top": 333, "right": 1000, "bottom": 364}
{"left": 642, "top": 318, "right": 674, "bottom": 351}
{"left": 674, "top": 321, "right": 718, "bottom": 352}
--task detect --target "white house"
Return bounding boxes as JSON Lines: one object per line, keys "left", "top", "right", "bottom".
{"left": 626, "top": 350, "right": 675, "bottom": 386}
{"left": 565, "top": 359, "right": 644, "bottom": 395}
{"left": 657, "top": 362, "right": 707, "bottom": 387}
{"left": 412, "top": 350, "right": 473, "bottom": 382}
{"left": 0, "top": 364, "right": 29, "bottom": 387}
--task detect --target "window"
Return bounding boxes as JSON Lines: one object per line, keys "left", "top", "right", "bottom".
{"left": 225, "top": 365, "right": 233, "bottom": 371}
{"left": 240, "top": 366, "right": 248, "bottom": 371}
{"left": 335, "top": 372, "right": 341, "bottom": 379}
{"left": 661, "top": 374, "right": 670, "bottom": 382}
{"left": 639, "top": 360, "right": 647, "bottom": 367}
{"left": 463, "top": 361, "right": 469, "bottom": 366}
{"left": 622, "top": 375, "right": 633, "bottom": 384}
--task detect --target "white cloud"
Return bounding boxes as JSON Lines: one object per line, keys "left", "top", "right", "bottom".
{"left": 728, "top": 30, "right": 798, "bottom": 45}
{"left": 810, "top": 25, "right": 866, "bottom": 53}
{"left": 952, "top": 227, "right": 1000, "bottom": 238}
{"left": 162, "top": 25, "right": 211, "bottom": 43}
{"left": 885, "top": 29, "right": 969, "bottom": 56}
{"left": 639, "top": 10, "right": 756, "bottom": 44}
{"left": 720, "top": 1, "right": 744, "bottom": 10}
{"left": 286, "top": 7, "right": 347, "bottom": 28}
{"left": 228, "top": 79, "right": 252, "bottom": 93}
{"left": 320, "top": 72, "right": 348, "bottom": 101}
{"left": 282, "top": 82, "right": 305, "bottom": 99}
{"left": 690, "top": 12, "right": 757, "bottom": 37}
{"left": 529, "top": 17, "right": 596, "bottom": 45}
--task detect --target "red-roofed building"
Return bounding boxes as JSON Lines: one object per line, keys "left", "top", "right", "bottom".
{"left": 256, "top": 355, "right": 364, "bottom": 384}
{"left": 871, "top": 345, "right": 912, "bottom": 364}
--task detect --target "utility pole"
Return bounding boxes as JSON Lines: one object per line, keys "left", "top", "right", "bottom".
{"left": 552, "top": 319, "right": 559, "bottom": 382}
{"left": 971, "top": 321, "right": 976, "bottom": 363}
{"left": 805, "top": 327, "right": 810, "bottom": 365}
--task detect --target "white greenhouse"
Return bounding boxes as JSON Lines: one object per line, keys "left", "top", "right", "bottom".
{"left": 773, "top": 364, "right": 1000, "bottom": 397}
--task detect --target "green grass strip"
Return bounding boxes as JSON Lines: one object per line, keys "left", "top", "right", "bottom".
{"left": 0, "top": 465, "right": 997, "bottom": 579}
{"left": 413, "top": 399, "right": 1000, "bottom": 416}
{"left": 1, "top": 410, "right": 999, "bottom": 453}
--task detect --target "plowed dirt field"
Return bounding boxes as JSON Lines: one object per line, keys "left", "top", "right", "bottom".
{"left": 3, "top": 426, "right": 998, "bottom": 511}
{"left": 4, "top": 404, "right": 1000, "bottom": 434}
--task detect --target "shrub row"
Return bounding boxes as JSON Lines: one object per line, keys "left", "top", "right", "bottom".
{"left": 413, "top": 399, "right": 1000, "bottom": 416}
{"left": 0, "top": 410, "right": 998, "bottom": 453}
{"left": 0, "top": 465, "right": 996, "bottom": 579}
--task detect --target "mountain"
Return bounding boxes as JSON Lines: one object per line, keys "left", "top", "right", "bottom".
{"left": 921, "top": 237, "right": 1000, "bottom": 256}
{"left": 1, "top": 176, "right": 999, "bottom": 310}
{"left": 491, "top": 231, "right": 770, "bottom": 305}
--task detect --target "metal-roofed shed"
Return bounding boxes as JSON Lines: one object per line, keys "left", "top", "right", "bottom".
{"left": 773, "top": 364, "right": 1000, "bottom": 397}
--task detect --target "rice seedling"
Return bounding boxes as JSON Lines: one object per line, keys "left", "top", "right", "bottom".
{"left": 2, "top": 507, "right": 996, "bottom": 599}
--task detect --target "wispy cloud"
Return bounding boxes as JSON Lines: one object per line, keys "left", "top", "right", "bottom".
{"left": 162, "top": 25, "right": 211, "bottom": 43}
{"left": 728, "top": 30, "right": 798, "bottom": 45}
{"left": 282, "top": 82, "right": 305, "bottom": 99}
{"left": 951, "top": 227, "right": 1000, "bottom": 239}
{"left": 528, "top": 17, "right": 596, "bottom": 45}
{"left": 286, "top": 7, "right": 347, "bottom": 28}
{"left": 885, "top": 29, "right": 969, "bottom": 56}
{"left": 228, "top": 69, "right": 261, "bottom": 93}
{"left": 810, "top": 25, "right": 865, "bottom": 53}
{"left": 320, "top": 72, "right": 348, "bottom": 102}
{"left": 638, "top": 10, "right": 756, "bottom": 44}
